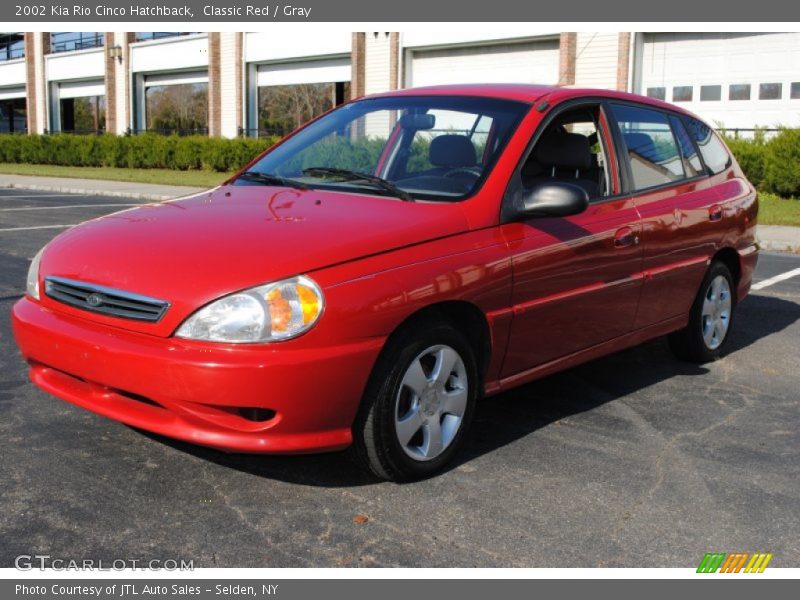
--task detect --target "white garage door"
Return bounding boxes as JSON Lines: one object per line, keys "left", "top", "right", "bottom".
{"left": 641, "top": 32, "right": 800, "bottom": 130}
{"left": 407, "top": 39, "right": 560, "bottom": 88}
{"left": 57, "top": 79, "right": 105, "bottom": 100}
{"left": 256, "top": 57, "right": 351, "bottom": 86}
{"left": 0, "top": 86, "right": 25, "bottom": 100}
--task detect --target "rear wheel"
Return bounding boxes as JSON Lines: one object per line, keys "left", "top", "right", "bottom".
{"left": 668, "top": 261, "right": 736, "bottom": 363}
{"left": 352, "top": 319, "right": 479, "bottom": 481}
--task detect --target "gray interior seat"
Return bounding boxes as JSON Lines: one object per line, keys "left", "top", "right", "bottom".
{"left": 524, "top": 132, "right": 600, "bottom": 199}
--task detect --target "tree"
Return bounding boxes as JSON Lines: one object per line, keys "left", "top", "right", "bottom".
{"left": 257, "top": 83, "right": 336, "bottom": 134}
{"left": 146, "top": 84, "right": 208, "bottom": 133}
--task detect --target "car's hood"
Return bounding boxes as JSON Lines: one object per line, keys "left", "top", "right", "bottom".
{"left": 39, "top": 185, "right": 469, "bottom": 336}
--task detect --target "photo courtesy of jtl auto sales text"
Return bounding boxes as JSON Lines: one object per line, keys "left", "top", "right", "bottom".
{"left": 0, "top": 0, "right": 798, "bottom": 598}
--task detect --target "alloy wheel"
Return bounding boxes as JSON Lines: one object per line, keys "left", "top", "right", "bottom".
{"left": 394, "top": 344, "right": 468, "bottom": 461}
{"left": 701, "top": 274, "right": 732, "bottom": 350}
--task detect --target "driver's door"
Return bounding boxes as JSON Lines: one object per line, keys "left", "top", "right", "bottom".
{"left": 500, "top": 102, "right": 644, "bottom": 378}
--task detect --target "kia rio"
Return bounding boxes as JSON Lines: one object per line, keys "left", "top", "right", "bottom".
{"left": 12, "top": 85, "right": 758, "bottom": 481}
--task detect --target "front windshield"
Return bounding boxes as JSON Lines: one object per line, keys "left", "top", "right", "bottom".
{"left": 238, "top": 95, "right": 530, "bottom": 201}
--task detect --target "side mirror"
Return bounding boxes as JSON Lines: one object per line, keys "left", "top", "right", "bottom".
{"left": 517, "top": 182, "right": 589, "bottom": 219}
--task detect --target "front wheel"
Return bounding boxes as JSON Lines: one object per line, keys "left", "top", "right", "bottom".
{"left": 352, "top": 319, "right": 479, "bottom": 481}
{"left": 668, "top": 261, "right": 736, "bottom": 363}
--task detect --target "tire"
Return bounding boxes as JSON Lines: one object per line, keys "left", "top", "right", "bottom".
{"left": 352, "top": 317, "right": 480, "bottom": 482}
{"left": 668, "top": 261, "right": 736, "bottom": 363}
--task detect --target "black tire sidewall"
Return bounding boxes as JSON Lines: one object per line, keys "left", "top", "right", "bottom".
{"left": 355, "top": 320, "right": 480, "bottom": 481}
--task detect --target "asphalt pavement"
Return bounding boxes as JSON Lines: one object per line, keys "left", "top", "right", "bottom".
{"left": 0, "top": 188, "right": 798, "bottom": 568}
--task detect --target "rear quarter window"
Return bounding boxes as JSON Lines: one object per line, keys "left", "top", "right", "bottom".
{"left": 610, "top": 103, "right": 685, "bottom": 191}
{"left": 669, "top": 116, "right": 704, "bottom": 178}
{"left": 683, "top": 117, "right": 732, "bottom": 175}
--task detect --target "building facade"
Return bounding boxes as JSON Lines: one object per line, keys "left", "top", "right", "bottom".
{"left": 1, "top": 31, "right": 798, "bottom": 137}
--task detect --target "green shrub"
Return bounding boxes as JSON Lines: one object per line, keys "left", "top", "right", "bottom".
{"left": 721, "top": 128, "right": 800, "bottom": 197}
{"left": 3, "top": 128, "right": 800, "bottom": 196}
{"left": 201, "top": 137, "right": 236, "bottom": 172}
{"left": 0, "top": 135, "right": 21, "bottom": 163}
{"left": 0, "top": 133, "right": 279, "bottom": 173}
{"left": 173, "top": 136, "right": 205, "bottom": 170}
{"left": 723, "top": 132, "right": 767, "bottom": 189}
{"left": 763, "top": 128, "right": 800, "bottom": 198}
{"left": 97, "top": 134, "right": 125, "bottom": 167}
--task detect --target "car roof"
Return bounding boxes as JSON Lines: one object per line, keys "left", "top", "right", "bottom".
{"left": 363, "top": 84, "right": 696, "bottom": 117}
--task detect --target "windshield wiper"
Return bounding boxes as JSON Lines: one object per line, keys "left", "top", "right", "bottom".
{"left": 237, "top": 170, "right": 310, "bottom": 190}
{"left": 302, "top": 167, "right": 413, "bottom": 201}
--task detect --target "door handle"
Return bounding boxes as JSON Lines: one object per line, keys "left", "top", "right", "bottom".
{"left": 614, "top": 227, "right": 639, "bottom": 248}
{"left": 709, "top": 205, "right": 723, "bottom": 222}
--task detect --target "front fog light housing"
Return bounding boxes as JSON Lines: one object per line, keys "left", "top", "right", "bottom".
{"left": 26, "top": 248, "right": 45, "bottom": 300}
{"left": 175, "top": 275, "right": 324, "bottom": 343}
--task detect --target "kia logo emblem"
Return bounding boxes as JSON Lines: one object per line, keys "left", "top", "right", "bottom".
{"left": 86, "top": 293, "right": 103, "bottom": 307}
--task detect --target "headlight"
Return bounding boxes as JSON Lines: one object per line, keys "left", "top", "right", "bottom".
{"left": 175, "top": 275, "right": 324, "bottom": 343}
{"left": 26, "top": 248, "right": 44, "bottom": 300}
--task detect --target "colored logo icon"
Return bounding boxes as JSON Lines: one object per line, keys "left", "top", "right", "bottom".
{"left": 697, "top": 552, "right": 773, "bottom": 573}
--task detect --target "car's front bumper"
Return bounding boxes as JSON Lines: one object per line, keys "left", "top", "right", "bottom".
{"left": 11, "top": 297, "right": 384, "bottom": 454}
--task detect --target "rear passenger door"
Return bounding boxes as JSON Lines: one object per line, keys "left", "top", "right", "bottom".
{"left": 606, "top": 103, "right": 717, "bottom": 328}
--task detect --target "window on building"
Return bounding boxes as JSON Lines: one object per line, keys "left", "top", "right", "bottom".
{"left": 145, "top": 82, "right": 208, "bottom": 134}
{"left": 50, "top": 32, "right": 104, "bottom": 53}
{"left": 60, "top": 96, "right": 105, "bottom": 133}
{"left": 610, "top": 103, "right": 685, "bottom": 190}
{"left": 135, "top": 33, "right": 199, "bottom": 42}
{"left": 0, "top": 98, "right": 26, "bottom": 133}
{"left": 672, "top": 86, "right": 693, "bottom": 102}
{"left": 729, "top": 84, "right": 751, "bottom": 101}
{"left": 792, "top": 83, "right": 800, "bottom": 100}
{"left": 684, "top": 117, "right": 732, "bottom": 175}
{"left": 759, "top": 83, "right": 782, "bottom": 100}
{"left": 700, "top": 85, "right": 722, "bottom": 102}
{"left": 669, "top": 116, "right": 703, "bottom": 177}
{"left": 646, "top": 87, "right": 666, "bottom": 101}
{"left": 257, "top": 82, "right": 349, "bottom": 137}
{"left": 0, "top": 33, "right": 25, "bottom": 61}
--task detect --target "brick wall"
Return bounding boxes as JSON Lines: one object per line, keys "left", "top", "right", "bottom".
{"left": 24, "top": 32, "right": 48, "bottom": 134}
{"left": 208, "top": 33, "right": 221, "bottom": 137}
{"left": 558, "top": 32, "right": 577, "bottom": 86}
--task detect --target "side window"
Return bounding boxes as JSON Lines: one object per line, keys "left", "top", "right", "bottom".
{"left": 520, "top": 105, "right": 612, "bottom": 201}
{"left": 683, "top": 117, "right": 732, "bottom": 175}
{"left": 668, "top": 115, "right": 704, "bottom": 178}
{"left": 610, "top": 103, "right": 684, "bottom": 191}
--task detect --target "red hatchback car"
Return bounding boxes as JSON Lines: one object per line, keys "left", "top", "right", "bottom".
{"left": 12, "top": 85, "right": 758, "bottom": 481}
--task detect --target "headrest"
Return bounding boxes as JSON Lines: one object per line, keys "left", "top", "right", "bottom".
{"left": 429, "top": 135, "right": 477, "bottom": 168}
{"left": 534, "top": 132, "right": 593, "bottom": 170}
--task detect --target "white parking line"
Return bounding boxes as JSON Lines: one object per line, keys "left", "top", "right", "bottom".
{"left": 751, "top": 267, "right": 800, "bottom": 291}
{"left": 0, "top": 194, "right": 84, "bottom": 198}
{"left": 0, "top": 204, "right": 137, "bottom": 212}
{"left": 0, "top": 224, "right": 75, "bottom": 232}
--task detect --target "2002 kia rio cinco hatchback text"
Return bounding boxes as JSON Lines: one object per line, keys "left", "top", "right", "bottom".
{"left": 12, "top": 85, "right": 758, "bottom": 481}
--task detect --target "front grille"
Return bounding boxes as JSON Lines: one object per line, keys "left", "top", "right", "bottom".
{"left": 44, "top": 276, "right": 169, "bottom": 322}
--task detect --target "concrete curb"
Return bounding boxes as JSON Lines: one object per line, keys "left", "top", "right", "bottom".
{"left": 0, "top": 182, "right": 205, "bottom": 202}
{"left": 757, "top": 239, "right": 800, "bottom": 254}
{"left": 757, "top": 225, "right": 800, "bottom": 254}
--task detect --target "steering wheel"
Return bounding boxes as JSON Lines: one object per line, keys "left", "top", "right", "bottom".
{"left": 443, "top": 166, "right": 482, "bottom": 180}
